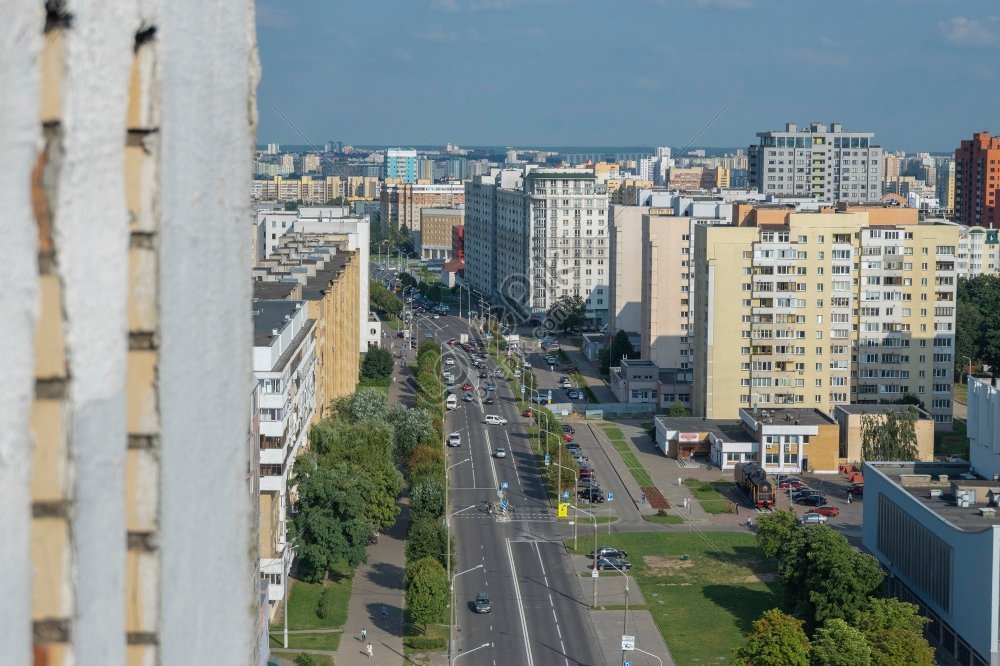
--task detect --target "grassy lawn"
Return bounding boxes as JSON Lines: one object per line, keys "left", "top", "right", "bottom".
{"left": 270, "top": 654, "right": 333, "bottom": 666}
{"left": 600, "top": 426, "right": 654, "bottom": 487}
{"left": 569, "top": 532, "right": 781, "bottom": 665}
{"left": 684, "top": 479, "right": 738, "bottom": 514}
{"left": 954, "top": 381, "right": 968, "bottom": 404}
{"left": 935, "top": 418, "right": 969, "bottom": 458}
{"left": 269, "top": 630, "right": 341, "bottom": 651}
{"left": 403, "top": 620, "right": 449, "bottom": 656}
{"left": 357, "top": 376, "right": 391, "bottom": 389}
{"left": 271, "top": 562, "right": 354, "bottom": 632}
{"left": 643, "top": 512, "right": 684, "bottom": 525}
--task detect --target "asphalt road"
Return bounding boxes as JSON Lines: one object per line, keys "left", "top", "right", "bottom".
{"left": 414, "top": 312, "right": 606, "bottom": 666}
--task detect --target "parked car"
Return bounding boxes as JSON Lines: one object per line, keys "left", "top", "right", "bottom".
{"left": 577, "top": 489, "right": 605, "bottom": 503}
{"left": 799, "top": 512, "right": 828, "bottom": 524}
{"left": 447, "top": 338, "right": 456, "bottom": 345}
{"left": 813, "top": 505, "right": 840, "bottom": 517}
{"left": 447, "top": 432, "right": 462, "bottom": 447}
{"left": 444, "top": 357, "right": 455, "bottom": 366}
{"left": 850, "top": 483, "right": 864, "bottom": 496}
{"left": 474, "top": 592, "right": 491, "bottom": 613}
{"left": 790, "top": 489, "right": 823, "bottom": 502}
{"left": 563, "top": 432, "right": 574, "bottom": 442}
{"left": 579, "top": 468, "right": 595, "bottom": 479}
{"left": 522, "top": 408, "right": 533, "bottom": 418}
{"left": 566, "top": 442, "right": 582, "bottom": 451}
{"left": 578, "top": 478, "right": 601, "bottom": 490}
{"left": 493, "top": 447, "right": 507, "bottom": 458}
{"left": 513, "top": 369, "right": 522, "bottom": 378}
{"left": 796, "top": 494, "right": 828, "bottom": 507}
{"left": 778, "top": 479, "right": 807, "bottom": 490}
{"left": 567, "top": 389, "right": 584, "bottom": 400}
{"left": 596, "top": 556, "right": 632, "bottom": 571}
{"left": 562, "top": 424, "right": 576, "bottom": 435}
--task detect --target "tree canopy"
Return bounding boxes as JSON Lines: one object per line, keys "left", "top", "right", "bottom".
{"left": 546, "top": 295, "right": 586, "bottom": 332}
{"left": 810, "top": 618, "right": 871, "bottom": 666}
{"left": 860, "top": 407, "right": 919, "bottom": 461}
{"left": 360, "top": 346, "right": 394, "bottom": 380}
{"left": 957, "top": 274, "right": 1000, "bottom": 377}
{"left": 855, "top": 599, "right": 934, "bottom": 666}
{"left": 732, "top": 608, "right": 811, "bottom": 666}
{"left": 404, "top": 556, "right": 449, "bottom": 634}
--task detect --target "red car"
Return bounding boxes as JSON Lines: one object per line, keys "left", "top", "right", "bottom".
{"left": 779, "top": 479, "right": 806, "bottom": 490}
{"left": 522, "top": 408, "right": 533, "bottom": 418}
{"left": 813, "top": 506, "right": 840, "bottom": 517}
{"left": 447, "top": 338, "right": 456, "bottom": 345}
{"left": 563, "top": 432, "right": 574, "bottom": 442}
{"left": 462, "top": 382, "right": 473, "bottom": 391}
{"left": 850, "top": 484, "right": 864, "bottom": 496}
{"left": 579, "top": 468, "right": 594, "bottom": 479}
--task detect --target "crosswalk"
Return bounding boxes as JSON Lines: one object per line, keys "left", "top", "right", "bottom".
{"left": 453, "top": 511, "right": 556, "bottom": 522}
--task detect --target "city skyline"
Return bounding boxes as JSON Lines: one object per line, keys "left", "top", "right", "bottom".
{"left": 256, "top": 0, "right": 1000, "bottom": 151}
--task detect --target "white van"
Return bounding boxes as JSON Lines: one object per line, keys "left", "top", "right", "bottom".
{"left": 485, "top": 414, "right": 507, "bottom": 426}
{"left": 446, "top": 394, "right": 458, "bottom": 410}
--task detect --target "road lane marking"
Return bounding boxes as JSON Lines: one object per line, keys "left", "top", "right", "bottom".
{"left": 504, "top": 429, "right": 524, "bottom": 490}
{"left": 505, "top": 538, "right": 534, "bottom": 666}
{"left": 485, "top": 429, "right": 498, "bottom": 490}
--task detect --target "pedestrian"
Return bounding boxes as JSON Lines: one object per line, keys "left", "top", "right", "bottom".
{"left": 735, "top": 504, "right": 739, "bottom": 515}
{"left": 360, "top": 628, "right": 367, "bottom": 642}
{"left": 727, "top": 501, "right": 732, "bottom": 514}
{"left": 746, "top": 517, "right": 753, "bottom": 529}
{"left": 641, "top": 493, "right": 646, "bottom": 504}
{"left": 847, "top": 491, "right": 853, "bottom": 505}
{"left": 366, "top": 642, "right": 373, "bottom": 659}
{"left": 381, "top": 606, "right": 389, "bottom": 622}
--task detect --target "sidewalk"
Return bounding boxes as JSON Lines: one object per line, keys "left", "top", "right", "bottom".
{"left": 330, "top": 499, "right": 409, "bottom": 666}
{"left": 561, "top": 343, "right": 617, "bottom": 403}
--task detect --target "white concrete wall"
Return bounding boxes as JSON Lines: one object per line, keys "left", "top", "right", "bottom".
{"left": 969, "top": 378, "right": 1000, "bottom": 481}
{"left": 157, "top": 0, "right": 259, "bottom": 662}
{"left": 0, "top": 2, "right": 42, "bottom": 663}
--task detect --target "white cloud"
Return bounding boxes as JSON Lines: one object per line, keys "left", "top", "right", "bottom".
{"left": 939, "top": 16, "right": 1000, "bottom": 46}
{"left": 695, "top": 0, "right": 754, "bottom": 9}
{"left": 430, "top": 0, "right": 462, "bottom": 11}
{"left": 392, "top": 47, "right": 413, "bottom": 61}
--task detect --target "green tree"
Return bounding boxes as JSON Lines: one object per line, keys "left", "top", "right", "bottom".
{"left": 732, "top": 608, "right": 811, "bottom": 666}
{"left": 755, "top": 508, "right": 800, "bottom": 559}
{"left": 404, "top": 556, "right": 449, "bottom": 634}
{"left": 854, "top": 598, "right": 934, "bottom": 666}
{"left": 546, "top": 295, "right": 586, "bottom": 332}
{"left": 666, "top": 400, "right": 690, "bottom": 417}
{"left": 957, "top": 274, "right": 1000, "bottom": 380}
{"left": 410, "top": 478, "right": 445, "bottom": 521}
{"left": 609, "top": 329, "right": 633, "bottom": 368}
{"left": 780, "top": 526, "right": 884, "bottom": 631}
{"left": 598, "top": 346, "right": 611, "bottom": 375}
{"left": 810, "top": 619, "right": 871, "bottom": 666}
{"left": 294, "top": 654, "right": 319, "bottom": 666}
{"left": 387, "top": 405, "right": 434, "bottom": 458}
{"left": 360, "top": 346, "right": 394, "bottom": 380}
{"left": 406, "top": 516, "right": 448, "bottom": 568}
{"left": 860, "top": 407, "right": 920, "bottom": 461}
{"left": 330, "top": 388, "right": 388, "bottom": 423}
{"left": 956, "top": 296, "right": 983, "bottom": 378}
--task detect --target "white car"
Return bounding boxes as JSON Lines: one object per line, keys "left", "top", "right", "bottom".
{"left": 444, "top": 357, "right": 455, "bottom": 366}
{"left": 493, "top": 447, "right": 507, "bottom": 458}
{"left": 492, "top": 369, "right": 503, "bottom": 377}
{"left": 513, "top": 369, "right": 522, "bottom": 378}
{"left": 485, "top": 414, "right": 507, "bottom": 426}
{"left": 447, "top": 432, "right": 462, "bottom": 447}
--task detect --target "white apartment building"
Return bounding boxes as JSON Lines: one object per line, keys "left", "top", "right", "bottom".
{"left": 748, "top": 122, "right": 884, "bottom": 203}
{"left": 253, "top": 300, "right": 317, "bottom": 616}
{"left": 254, "top": 207, "right": 372, "bottom": 352}
{"left": 465, "top": 167, "right": 611, "bottom": 324}
{"left": 958, "top": 225, "right": 1000, "bottom": 278}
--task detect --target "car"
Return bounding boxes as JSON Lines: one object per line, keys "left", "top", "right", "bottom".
{"left": 577, "top": 489, "right": 605, "bottom": 503}
{"left": 566, "top": 441, "right": 581, "bottom": 449}
{"left": 531, "top": 394, "right": 549, "bottom": 404}
{"left": 850, "top": 483, "right": 864, "bottom": 496}
{"left": 493, "top": 447, "right": 507, "bottom": 458}
{"left": 433, "top": 314, "right": 440, "bottom": 319}
{"left": 563, "top": 432, "right": 574, "bottom": 442}
{"left": 447, "top": 338, "right": 456, "bottom": 345}
{"left": 485, "top": 382, "right": 496, "bottom": 391}
{"left": 799, "top": 512, "right": 828, "bottom": 524}
{"left": 493, "top": 369, "right": 503, "bottom": 377}
{"left": 523, "top": 361, "right": 532, "bottom": 369}
{"left": 474, "top": 592, "right": 491, "bottom": 614}
{"left": 513, "top": 369, "right": 522, "bottom": 378}
{"left": 410, "top": 340, "right": 418, "bottom": 348}
{"left": 568, "top": 389, "right": 585, "bottom": 400}
{"left": 478, "top": 369, "right": 488, "bottom": 378}
{"left": 778, "top": 479, "right": 806, "bottom": 490}
{"left": 462, "top": 381, "right": 474, "bottom": 391}
{"left": 790, "top": 489, "right": 822, "bottom": 501}
{"left": 578, "top": 480, "right": 601, "bottom": 492}
{"left": 796, "top": 494, "right": 828, "bottom": 507}
{"left": 562, "top": 424, "right": 576, "bottom": 434}
{"left": 560, "top": 381, "right": 573, "bottom": 390}
{"left": 424, "top": 332, "right": 434, "bottom": 339}
{"left": 813, "top": 505, "right": 840, "bottom": 517}
{"left": 579, "top": 468, "right": 595, "bottom": 479}
{"left": 463, "top": 392, "right": 475, "bottom": 402}
{"left": 485, "top": 414, "right": 507, "bottom": 426}
{"left": 522, "top": 408, "right": 533, "bottom": 418}
{"left": 444, "top": 357, "right": 455, "bottom": 366}
{"left": 447, "top": 432, "right": 462, "bottom": 447}
{"left": 596, "top": 556, "right": 632, "bottom": 571}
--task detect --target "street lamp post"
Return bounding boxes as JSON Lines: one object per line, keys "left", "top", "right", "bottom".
{"left": 963, "top": 355, "right": 973, "bottom": 381}
{"left": 282, "top": 536, "right": 299, "bottom": 648}
{"left": 573, "top": 504, "right": 599, "bottom": 608}
{"left": 449, "top": 564, "right": 484, "bottom": 666}
{"left": 604, "top": 561, "right": 632, "bottom": 666}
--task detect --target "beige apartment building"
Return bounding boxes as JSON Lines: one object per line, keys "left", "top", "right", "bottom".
{"left": 379, "top": 181, "right": 465, "bottom": 231}
{"left": 640, "top": 212, "right": 695, "bottom": 369}
{"left": 252, "top": 175, "right": 345, "bottom": 203}
{"left": 693, "top": 205, "right": 958, "bottom": 429}
{"left": 417, "top": 207, "right": 464, "bottom": 260}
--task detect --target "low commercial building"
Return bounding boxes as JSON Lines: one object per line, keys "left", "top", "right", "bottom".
{"left": 416, "top": 207, "right": 464, "bottom": 260}
{"left": 253, "top": 301, "right": 317, "bottom": 617}
{"left": 833, "top": 403, "right": 935, "bottom": 463}
{"left": 610, "top": 358, "right": 659, "bottom": 404}
{"left": 655, "top": 407, "right": 840, "bottom": 473}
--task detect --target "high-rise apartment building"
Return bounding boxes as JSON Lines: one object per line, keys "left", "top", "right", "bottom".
{"left": 955, "top": 132, "right": 1000, "bottom": 228}
{"left": 384, "top": 148, "right": 417, "bottom": 183}
{"left": 957, "top": 225, "right": 1000, "bottom": 278}
{"left": 937, "top": 159, "right": 956, "bottom": 213}
{"left": 692, "top": 205, "right": 958, "bottom": 428}
{"left": 465, "top": 167, "right": 611, "bottom": 323}
{"left": 748, "top": 122, "right": 883, "bottom": 203}
{"left": 379, "top": 181, "right": 465, "bottom": 231}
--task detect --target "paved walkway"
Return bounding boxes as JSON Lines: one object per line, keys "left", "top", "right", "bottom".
{"left": 331, "top": 499, "right": 409, "bottom": 666}
{"left": 560, "top": 342, "right": 617, "bottom": 403}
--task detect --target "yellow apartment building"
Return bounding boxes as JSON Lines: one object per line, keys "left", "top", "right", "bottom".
{"left": 693, "top": 205, "right": 959, "bottom": 429}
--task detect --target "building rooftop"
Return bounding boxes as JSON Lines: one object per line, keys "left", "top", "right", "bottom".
{"left": 868, "top": 462, "right": 1000, "bottom": 533}
{"left": 742, "top": 407, "right": 837, "bottom": 427}
{"left": 253, "top": 281, "right": 298, "bottom": 300}
{"left": 301, "top": 253, "right": 352, "bottom": 301}
{"left": 252, "top": 300, "right": 300, "bottom": 347}
{"left": 622, "top": 358, "right": 656, "bottom": 367}
{"left": 655, "top": 416, "right": 750, "bottom": 443}
{"left": 836, "top": 403, "right": 933, "bottom": 420}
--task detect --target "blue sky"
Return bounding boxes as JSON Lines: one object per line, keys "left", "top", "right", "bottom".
{"left": 256, "top": 0, "right": 1000, "bottom": 151}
